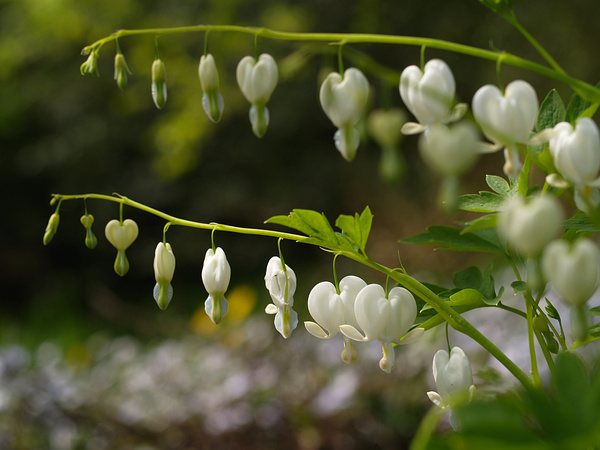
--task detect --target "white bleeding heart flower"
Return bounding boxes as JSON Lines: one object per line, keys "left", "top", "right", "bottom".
{"left": 498, "top": 195, "right": 563, "bottom": 257}
{"left": 264, "top": 256, "right": 298, "bottom": 339}
{"left": 202, "top": 247, "right": 231, "bottom": 324}
{"left": 419, "top": 122, "right": 479, "bottom": 177}
{"left": 198, "top": 54, "right": 224, "bottom": 123}
{"left": 427, "top": 347, "right": 476, "bottom": 423}
{"left": 339, "top": 284, "right": 423, "bottom": 373}
{"left": 472, "top": 80, "right": 538, "bottom": 177}
{"left": 399, "top": 59, "right": 466, "bottom": 135}
{"left": 105, "top": 219, "right": 139, "bottom": 277}
{"left": 542, "top": 239, "right": 600, "bottom": 307}
{"left": 304, "top": 275, "right": 367, "bottom": 364}
{"left": 236, "top": 54, "right": 278, "bottom": 138}
{"left": 153, "top": 242, "right": 176, "bottom": 310}
{"left": 319, "top": 68, "right": 370, "bottom": 161}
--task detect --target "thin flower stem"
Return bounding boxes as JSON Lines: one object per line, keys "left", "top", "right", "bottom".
{"left": 82, "top": 25, "right": 600, "bottom": 103}
{"left": 51, "top": 192, "right": 533, "bottom": 389}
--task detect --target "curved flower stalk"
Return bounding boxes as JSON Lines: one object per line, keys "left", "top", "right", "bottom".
{"left": 319, "top": 68, "right": 370, "bottom": 161}
{"left": 498, "top": 194, "right": 563, "bottom": 257}
{"left": 153, "top": 242, "right": 176, "bottom": 310}
{"left": 151, "top": 58, "right": 167, "bottom": 109}
{"left": 427, "top": 347, "right": 476, "bottom": 429}
{"left": 399, "top": 59, "right": 466, "bottom": 135}
{"left": 304, "top": 275, "right": 367, "bottom": 364}
{"left": 542, "top": 238, "right": 600, "bottom": 340}
{"left": 472, "top": 80, "right": 538, "bottom": 178}
{"left": 418, "top": 122, "right": 479, "bottom": 211}
{"left": 264, "top": 256, "right": 298, "bottom": 339}
{"left": 534, "top": 118, "right": 600, "bottom": 212}
{"left": 340, "top": 284, "right": 423, "bottom": 373}
{"left": 236, "top": 53, "right": 278, "bottom": 138}
{"left": 198, "top": 54, "right": 224, "bottom": 123}
{"left": 201, "top": 247, "right": 231, "bottom": 324}
{"left": 104, "top": 219, "right": 139, "bottom": 276}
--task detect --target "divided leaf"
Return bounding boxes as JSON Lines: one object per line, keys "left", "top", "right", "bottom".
{"left": 334, "top": 206, "right": 373, "bottom": 253}
{"left": 401, "top": 225, "right": 504, "bottom": 254}
{"left": 536, "top": 89, "right": 566, "bottom": 132}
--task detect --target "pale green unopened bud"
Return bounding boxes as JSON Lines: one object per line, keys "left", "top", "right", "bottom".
{"left": 153, "top": 242, "right": 176, "bottom": 310}
{"left": 114, "top": 250, "right": 130, "bottom": 277}
{"left": 80, "top": 214, "right": 97, "bottom": 249}
{"left": 151, "top": 59, "right": 167, "bottom": 109}
{"left": 114, "top": 53, "right": 131, "bottom": 90}
{"left": 80, "top": 50, "right": 100, "bottom": 76}
{"left": 43, "top": 213, "right": 60, "bottom": 245}
{"left": 199, "top": 54, "right": 224, "bottom": 123}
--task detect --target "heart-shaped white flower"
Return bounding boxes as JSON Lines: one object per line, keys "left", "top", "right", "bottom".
{"left": 319, "top": 68, "right": 370, "bottom": 161}
{"left": 472, "top": 80, "right": 538, "bottom": 146}
{"left": 542, "top": 238, "right": 600, "bottom": 307}
{"left": 236, "top": 54, "right": 278, "bottom": 105}
{"left": 549, "top": 118, "right": 600, "bottom": 186}
{"left": 427, "top": 347, "right": 475, "bottom": 410}
{"left": 400, "top": 59, "right": 457, "bottom": 128}
{"left": 105, "top": 219, "right": 139, "bottom": 251}
{"left": 498, "top": 195, "right": 563, "bottom": 256}
{"left": 305, "top": 275, "right": 367, "bottom": 339}
{"left": 419, "top": 122, "right": 479, "bottom": 177}
{"left": 340, "top": 284, "right": 422, "bottom": 373}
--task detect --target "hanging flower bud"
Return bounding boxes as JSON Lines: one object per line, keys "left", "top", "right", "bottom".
{"left": 472, "top": 80, "right": 538, "bottom": 177}
{"left": 498, "top": 195, "right": 563, "bottom": 257}
{"left": 198, "top": 54, "right": 224, "bottom": 123}
{"left": 105, "top": 219, "right": 139, "bottom": 276}
{"left": 151, "top": 58, "right": 167, "bottom": 109}
{"left": 201, "top": 247, "right": 231, "bottom": 324}
{"left": 264, "top": 256, "right": 298, "bottom": 339}
{"left": 340, "top": 284, "right": 423, "bottom": 373}
{"left": 367, "top": 108, "right": 408, "bottom": 182}
{"left": 80, "top": 214, "right": 97, "bottom": 249}
{"left": 80, "top": 49, "right": 100, "bottom": 76}
{"left": 43, "top": 212, "right": 60, "bottom": 246}
{"left": 427, "top": 347, "right": 476, "bottom": 415}
{"left": 304, "top": 276, "right": 367, "bottom": 364}
{"left": 114, "top": 53, "right": 131, "bottom": 90}
{"left": 399, "top": 59, "right": 465, "bottom": 134}
{"left": 153, "top": 242, "right": 176, "bottom": 310}
{"left": 319, "top": 68, "right": 370, "bottom": 161}
{"left": 236, "top": 54, "right": 278, "bottom": 138}
{"left": 542, "top": 239, "right": 600, "bottom": 307}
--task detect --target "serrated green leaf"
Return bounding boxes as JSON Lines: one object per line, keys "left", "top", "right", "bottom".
{"left": 536, "top": 89, "right": 566, "bottom": 132}
{"left": 461, "top": 214, "right": 498, "bottom": 234}
{"left": 486, "top": 175, "right": 511, "bottom": 196}
{"left": 334, "top": 206, "right": 372, "bottom": 252}
{"left": 454, "top": 266, "right": 483, "bottom": 289}
{"left": 266, "top": 209, "right": 341, "bottom": 248}
{"left": 545, "top": 299, "right": 561, "bottom": 322}
{"left": 511, "top": 280, "right": 528, "bottom": 295}
{"left": 562, "top": 212, "right": 600, "bottom": 233}
{"left": 458, "top": 191, "right": 505, "bottom": 213}
{"left": 400, "top": 225, "right": 504, "bottom": 253}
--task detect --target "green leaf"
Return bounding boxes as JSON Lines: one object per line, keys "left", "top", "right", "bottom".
{"left": 458, "top": 191, "right": 505, "bottom": 213}
{"left": 486, "top": 174, "right": 511, "bottom": 196}
{"left": 588, "top": 306, "right": 600, "bottom": 317}
{"left": 545, "top": 299, "right": 561, "bottom": 322}
{"left": 536, "top": 89, "right": 566, "bottom": 132}
{"left": 566, "top": 80, "right": 600, "bottom": 123}
{"left": 452, "top": 265, "right": 502, "bottom": 305}
{"left": 511, "top": 280, "right": 528, "bottom": 295}
{"left": 334, "top": 206, "right": 372, "bottom": 252}
{"left": 400, "top": 225, "right": 504, "bottom": 253}
{"left": 461, "top": 213, "right": 498, "bottom": 234}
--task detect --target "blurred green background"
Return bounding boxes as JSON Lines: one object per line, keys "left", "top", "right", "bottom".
{"left": 1, "top": 0, "right": 599, "bottom": 448}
